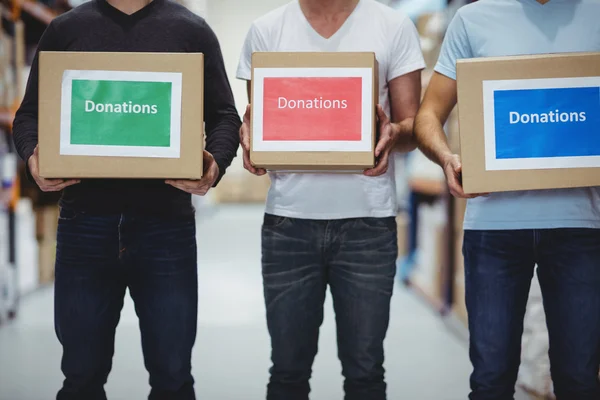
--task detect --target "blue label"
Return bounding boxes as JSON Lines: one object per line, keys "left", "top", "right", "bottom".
{"left": 494, "top": 87, "right": 600, "bottom": 159}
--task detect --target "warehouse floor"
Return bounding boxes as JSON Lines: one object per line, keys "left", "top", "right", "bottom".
{"left": 0, "top": 205, "right": 530, "bottom": 400}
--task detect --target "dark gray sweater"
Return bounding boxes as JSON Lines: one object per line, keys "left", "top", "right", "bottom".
{"left": 13, "top": 0, "right": 241, "bottom": 216}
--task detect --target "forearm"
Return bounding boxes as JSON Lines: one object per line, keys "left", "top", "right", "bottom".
{"left": 393, "top": 117, "right": 417, "bottom": 153}
{"left": 205, "top": 108, "right": 241, "bottom": 183}
{"left": 12, "top": 112, "right": 38, "bottom": 164}
{"left": 414, "top": 110, "right": 453, "bottom": 167}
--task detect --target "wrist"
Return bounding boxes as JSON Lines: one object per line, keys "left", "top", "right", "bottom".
{"left": 439, "top": 152, "right": 455, "bottom": 169}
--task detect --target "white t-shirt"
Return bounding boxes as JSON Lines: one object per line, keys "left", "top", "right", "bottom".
{"left": 237, "top": 0, "right": 425, "bottom": 220}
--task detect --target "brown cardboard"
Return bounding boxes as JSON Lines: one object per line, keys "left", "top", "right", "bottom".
{"left": 14, "top": 20, "right": 25, "bottom": 100}
{"left": 457, "top": 52, "right": 600, "bottom": 194}
{"left": 35, "top": 205, "right": 58, "bottom": 241}
{"left": 396, "top": 212, "right": 409, "bottom": 259}
{"left": 213, "top": 173, "right": 271, "bottom": 204}
{"left": 38, "top": 239, "right": 56, "bottom": 285}
{"left": 38, "top": 51, "right": 204, "bottom": 179}
{"left": 250, "top": 52, "right": 378, "bottom": 170}
{"left": 453, "top": 235, "right": 467, "bottom": 326}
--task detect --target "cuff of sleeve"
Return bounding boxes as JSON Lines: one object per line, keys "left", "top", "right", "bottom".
{"left": 433, "top": 63, "right": 457, "bottom": 81}
{"left": 388, "top": 60, "right": 426, "bottom": 82}
{"left": 212, "top": 157, "right": 228, "bottom": 187}
{"left": 22, "top": 149, "right": 35, "bottom": 183}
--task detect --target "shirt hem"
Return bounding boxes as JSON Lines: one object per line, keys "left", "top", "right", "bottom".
{"left": 463, "top": 219, "right": 600, "bottom": 230}
{"left": 433, "top": 64, "right": 457, "bottom": 81}
{"left": 265, "top": 207, "right": 397, "bottom": 220}
{"left": 388, "top": 60, "right": 426, "bottom": 82}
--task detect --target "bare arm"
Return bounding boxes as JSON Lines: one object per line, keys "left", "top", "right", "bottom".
{"left": 389, "top": 70, "right": 422, "bottom": 153}
{"left": 414, "top": 72, "right": 457, "bottom": 167}
{"left": 415, "top": 72, "right": 486, "bottom": 198}
{"left": 246, "top": 80, "right": 251, "bottom": 103}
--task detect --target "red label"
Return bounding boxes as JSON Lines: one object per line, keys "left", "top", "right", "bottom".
{"left": 262, "top": 77, "right": 362, "bottom": 141}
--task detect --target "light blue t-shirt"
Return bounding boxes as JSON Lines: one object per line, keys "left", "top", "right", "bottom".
{"left": 436, "top": 0, "right": 600, "bottom": 230}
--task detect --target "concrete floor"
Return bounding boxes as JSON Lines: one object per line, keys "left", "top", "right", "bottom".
{"left": 0, "top": 205, "right": 528, "bottom": 400}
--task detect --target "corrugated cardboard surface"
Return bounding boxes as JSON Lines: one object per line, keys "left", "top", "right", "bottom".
{"left": 457, "top": 52, "right": 600, "bottom": 194}
{"left": 39, "top": 52, "right": 204, "bottom": 179}
{"left": 250, "top": 52, "right": 378, "bottom": 170}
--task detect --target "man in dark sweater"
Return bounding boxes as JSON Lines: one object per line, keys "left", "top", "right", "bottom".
{"left": 12, "top": 0, "right": 241, "bottom": 398}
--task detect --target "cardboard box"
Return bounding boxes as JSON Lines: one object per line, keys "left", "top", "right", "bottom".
{"left": 411, "top": 201, "right": 447, "bottom": 305}
{"left": 213, "top": 173, "right": 271, "bottom": 204}
{"left": 35, "top": 205, "right": 58, "bottom": 241}
{"left": 453, "top": 234, "right": 467, "bottom": 326}
{"left": 39, "top": 52, "right": 204, "bottom": 179}
{"left": 396, "top": 212, "right": 409, "bottom": 259}
{"left": 457, "top": 52, "right": 600, "bottom": 194}
{"left": 38, "top": 239, "right": 56, "bottom": 285}
{"left": 250, "top": 52, "right": 378, "bottom": 170}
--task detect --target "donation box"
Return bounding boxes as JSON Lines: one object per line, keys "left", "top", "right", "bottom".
{"left": 250, "top": 52, "right": 379, "bottom": 171}
{"left": 38, "top": 52, "right": 204, "bottom": 179}
{"left": 457, "top": 52, "right": 600, "bottom": 194}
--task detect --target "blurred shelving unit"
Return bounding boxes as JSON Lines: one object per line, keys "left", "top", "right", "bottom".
{"left": 0, "top": 0, "right": 60, "bottom": 325}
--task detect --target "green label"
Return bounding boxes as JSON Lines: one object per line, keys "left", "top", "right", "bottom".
{"left": 70, "top": 80, "right": 172, "bottom": 147}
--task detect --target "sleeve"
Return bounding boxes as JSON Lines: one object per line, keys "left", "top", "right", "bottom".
{"left": 236, "top": 22, "right": 269, "bottom": 81}
{"left": 434, "top": 11, "right": 473, "bottom": 81}
{"left": 387, "top": 16, "right": 426, "bottom": 82}
{"left": 12, "top": 22, "right": 61, "bottom": 172}
{"left": 201, "top": 24, "right": 242, "bottom": 186}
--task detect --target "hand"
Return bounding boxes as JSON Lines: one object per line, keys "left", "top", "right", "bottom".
{"left": 442, "top": 154, "right": 488, "bottom": 199}
{"left": 166, "top": 150, "right": 220, "bottom": 196}
{"left": 240, "top": 104, "right": 266, "bottom": 176}
{"left": 364, "top": 105, "right": 397, "bottom": 177}
{"left": 28, "top": 145, "right": 80, "bottom": 192}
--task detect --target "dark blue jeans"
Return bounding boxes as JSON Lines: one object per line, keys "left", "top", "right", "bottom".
{"left": 54, "top": 208, "right": 198, "bottom": 400}
{"left": 463, "top": 229, "right": 600, "bottom": 400}
{"left": 261, "top": 214, "right": 398, "bottom": 400}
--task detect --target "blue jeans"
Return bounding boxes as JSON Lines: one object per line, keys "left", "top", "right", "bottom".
{"left": 54, "top": 208, "right": 198, "bottom": 400}
{"left": 463, "top": 229, "right": 600, "bottom": 400}
{"left": 261, "top": 214, "right": 398, "bottom": 400}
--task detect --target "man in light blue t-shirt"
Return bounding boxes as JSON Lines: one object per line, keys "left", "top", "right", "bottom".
{"left": 414, "top": 0, "right": 600, "bottom": 399}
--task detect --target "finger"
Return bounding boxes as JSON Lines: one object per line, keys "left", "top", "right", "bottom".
{"left": 243, "top": 104, "right": 251, "bottom": 124}
{"left": 240, "top": 126, "right": 250, "bottom": 152}
{"left": 51, "top": 179, "right": 81, "bottom": 192}
{"left": 166, "top": 180, "right": 198, "bottom": 191}
{"left": 454, "top": 162, "right": 463, "bottom": 174}
{"left": 374, "top": 136, "right": 391, "bottom": 158}
{"left": 193, "top": 187, "right": 211, "bottom": 196}
{"left": 40, "top": 178, "right": 68, "bottom": 186}
{"left": 242, "top": 151, "right": 258, "bottom": 174}
{"left": 240, "top": 105, "right": 252, "bottom": 151}
{"left": 364, "top": 151, "right": 390, "bottom": 177}
{"left": 43, "top": 178, "right": 80, "bottom": 189}
{"left": 166, "top": 181, "right": 195, "bottom": 193}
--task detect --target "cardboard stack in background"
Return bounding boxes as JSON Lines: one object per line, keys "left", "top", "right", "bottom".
{"left": 409, "top": 200, "right": 447, "bottom": 307}
{"left": 396, "top": 212, "right": 409, "bottom": 260}
{"left": 35, "top": 205, "right": 59, "bottom": 285}
{"left": 0, "top": 19, "right": 25, "bottom": 109}
{"left": 213, "top": 172, "right": 271, "bottom": 204}
{"left": 452, "top": 198, "right": 467, "bottom": 325}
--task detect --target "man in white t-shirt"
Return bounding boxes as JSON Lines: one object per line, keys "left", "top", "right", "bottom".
{"left": 237, "top": 1, "right": 424, "bottom": 398}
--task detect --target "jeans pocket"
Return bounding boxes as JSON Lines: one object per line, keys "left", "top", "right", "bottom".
{"left": 356, "top": 217, "right": 396, "bottom": 231}
{"left": 263, "top": 213, "right": 289, "bottom": 229}
{"left": 58, "top": 207, "right": 80, "bottom": 222}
